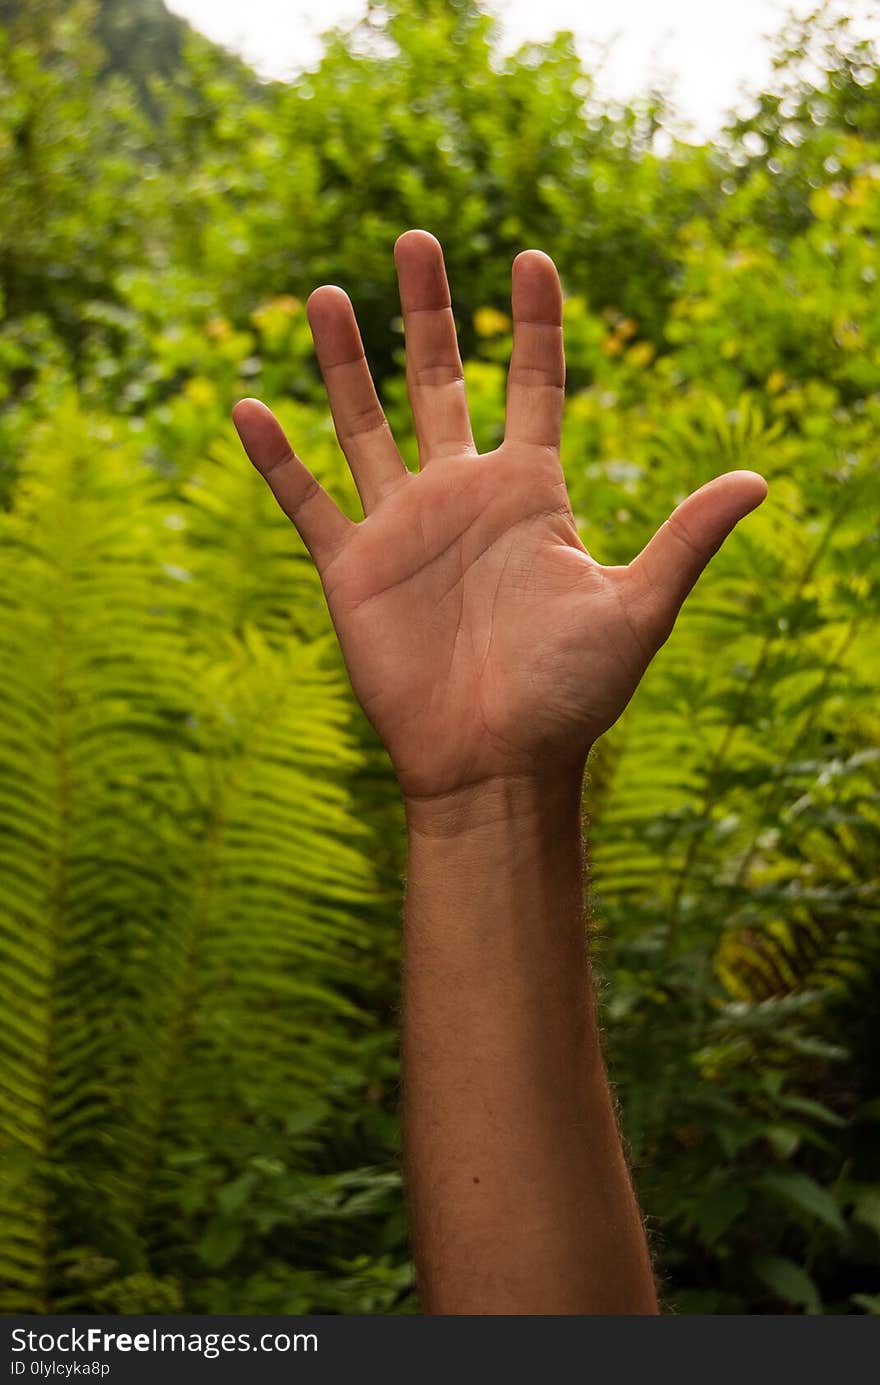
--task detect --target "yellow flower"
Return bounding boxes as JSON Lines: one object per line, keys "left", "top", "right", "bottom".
{"left": 626, "top": 341, "right": 655, "bottom": 369}
{"left": 252, "top": 295, "right": 301, "bottom": 336}
{"left": 833, "top": 316, "right": 862, "bottom": 351}
{"left": 844, "top": 176, "right": 869, "bottom": 207}
{"left": 205, "top": 317, "right": 231, "bottom": 341}
{"left": 809, "top": 186, "right": 839, "bottom": 221}
{"left": 474, "top": 306, "right": 511, "bottom": 337}
{"left": 183, "top": 377, "right": 217, "bottom": 407}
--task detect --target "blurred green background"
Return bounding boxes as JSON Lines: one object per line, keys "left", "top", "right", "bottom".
{"left": 0, "top": 0, "right": 878, "bottom": 1315}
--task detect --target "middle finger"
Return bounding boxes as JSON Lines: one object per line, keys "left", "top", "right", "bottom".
{"left": 394, "top": 230, "right": 476, "bottom": 466}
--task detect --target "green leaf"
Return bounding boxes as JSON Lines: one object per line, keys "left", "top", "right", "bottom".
{"left": 759, "top": 1170, "right": 847, "bottom": 1236}
{"left": 852, "top": 1190, "right": 880, "bottom": 1239}
{"left": 851, "top": 1294, "right": 880, "bottom": 1315}
{"left": 692, "top": 1187, "right": 749, "bottom": 1247}
{"left": 764, "top": 1125, "right": 801, "bottom": 1160}
{"left": 779, "top": 1095, "right": 846, "bottom": 1128}
{"left": 216, "top": 1173, "right": 258, "bottom": 1217}
{"left": 197, "top": 1222, "right": 245, "bottom": 1271}
{"left": 754, "top": 1256, "right": 822, "bottom": 1314}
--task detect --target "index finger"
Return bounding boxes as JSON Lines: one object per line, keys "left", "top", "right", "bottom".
{"left": 504, "top": 250, "right": 565, "bottom": 451}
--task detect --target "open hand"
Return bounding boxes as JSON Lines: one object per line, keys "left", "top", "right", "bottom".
{"left": 233, "top": 231, "right": 766, "bottom": 801}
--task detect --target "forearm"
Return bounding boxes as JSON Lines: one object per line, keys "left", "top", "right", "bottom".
{"left": 402, "top": 770, "right": 658, "bottom": 1315}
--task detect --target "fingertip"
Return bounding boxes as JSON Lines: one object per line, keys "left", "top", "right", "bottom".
{"left": 306, "top": 284, "right": 350, "bottom": 321}
{"left": 394, "top": 228, "right": 442, "bottom": 262}
{"left": 511, "top": 248, "right": 562, "bottom": 323}
{"left": 232, "top": 396, "right": 268, "bottom": 431}
{"left": 513, "top": 248, "right": 557, "bottom": 274}
{"left": 230, "top": 397, "right": 291, "bottom": 472}
{"left": 306, "top": 286, "right": 366, "bottom": 368}
{"left": 733, "top": 469, "right": 769, "bottom": 509}
{"left": 698, "top": 467, "right": 768, "bottom": 501}
{"left": 710, "top": 468, "right": 769, "bottom": 518}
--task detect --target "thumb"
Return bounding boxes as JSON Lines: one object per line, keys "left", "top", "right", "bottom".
{"left": 629, "top": 469, "right": 768, "bottom": 627}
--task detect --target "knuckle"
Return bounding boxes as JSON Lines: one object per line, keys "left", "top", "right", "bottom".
{"left": 664, "top": 513, "right": 703, "bottom": 559}
{"left": 410, "top": 363, "right": 465, "bottom": 389}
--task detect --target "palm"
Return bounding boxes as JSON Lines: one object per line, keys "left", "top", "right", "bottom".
{"left": 324, "top": 446, "right": 643, "bottom": 796}
{"left": 234, "top": 231, "right": 766, "bottom": 799}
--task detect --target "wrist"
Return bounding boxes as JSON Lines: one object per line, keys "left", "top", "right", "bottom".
{"left": 403, "top": 767, "right": 587, "bottom": 841}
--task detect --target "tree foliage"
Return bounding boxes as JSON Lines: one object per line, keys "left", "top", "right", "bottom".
{"left": 0, "top": 0, "right": 878, "bottom": 1314}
